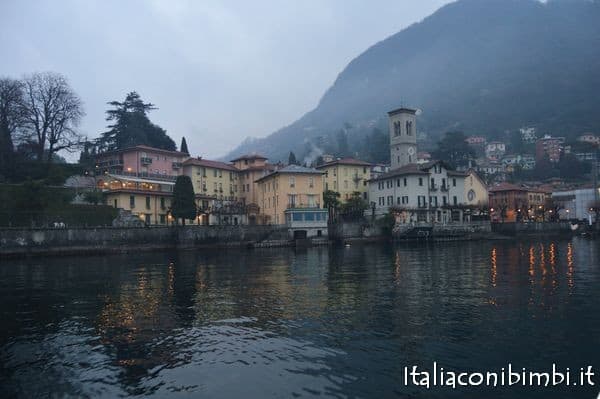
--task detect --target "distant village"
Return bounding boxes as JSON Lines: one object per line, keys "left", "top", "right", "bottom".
{"left": 60, "top": 106, "right": 600, "bottom": 238}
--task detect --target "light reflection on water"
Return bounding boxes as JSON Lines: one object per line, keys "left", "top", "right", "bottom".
{"left": 0, "top": 238, "right": 599, "bottom": 398}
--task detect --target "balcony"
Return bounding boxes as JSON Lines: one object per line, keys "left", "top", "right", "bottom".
{"left": 172, "top": 162, "right": 183, "bottom": 169}
{"left": 429, "top": 183, "right": 438, "bottom": 191}
{"left": 440, "top": 185, "right": 449, "bottom": 192}
{"left": 287, "top": 202, "right": 321, "bottom": 209}
{"left": 96, "top": 158, "right": 123, "bottom": 168}
{"left": 119, "top": 171, "right": 177, "bottom": 181}
{"left": 140, "top": 157, "right": 153, "bottom": 165}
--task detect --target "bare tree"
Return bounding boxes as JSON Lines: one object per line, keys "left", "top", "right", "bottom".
{"left": 0, "top": 77, "right": 24, "bottom": 177}
{"left": 20, "top": 72, "right": 85, "bottom": 163}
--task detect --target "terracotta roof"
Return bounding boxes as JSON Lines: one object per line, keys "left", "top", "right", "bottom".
{"left": 371, "top": 160, "right": 466, "bottom": 181}
{"left": 230, "top": 153, "right": 268, "bottom": 162}
{"left": 97, "top": 145, "right": 188, "bottom": 157}
{"left": 255, "top": 164, "right": 324, "bottom": 183}
{"left": 488, "top": 183, "right": 529, "bottom": 192}
{"left": 370, "top": 163, "right": 428, "bottom": 180}
{"left": 183, "top": 158, "right": 238, "bottom": 171}
{"left": 316, "top": 157, "right": 372, "bottom": 168}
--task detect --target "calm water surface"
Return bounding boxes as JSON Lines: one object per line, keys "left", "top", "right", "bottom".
{"left": 1, "top": 239, "right": 599, "bottom": 398}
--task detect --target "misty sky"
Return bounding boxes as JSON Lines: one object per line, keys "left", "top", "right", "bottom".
{"left": 1, "top": 0, "right": 450, "bottom": 159}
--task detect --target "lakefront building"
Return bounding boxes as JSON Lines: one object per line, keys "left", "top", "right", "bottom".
{"left": 316, "top": 157, "right": 371, "bottom": 202}
{"left": 368, "top": 107, "right": 470, "bottom": 223}
{"left": 96, "top": 145, "right": 189, "bottom": 224}
{"left": 255, "top": 165, "right": 327, "bottom": 238}
{"left": 232, "top": 153, "right": 277, "bottom": 224}
{"left": 182, "top": 157, "right": 246, "bottom": 225}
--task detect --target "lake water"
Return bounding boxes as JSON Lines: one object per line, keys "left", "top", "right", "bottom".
{"left": 1, "top": 238, "right": 599, "bottom": 398}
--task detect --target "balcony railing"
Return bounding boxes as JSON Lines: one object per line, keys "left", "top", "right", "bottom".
{"left": 118, "top": 171, "right": 178, "bottom": 181}
{"left": 96, "top": 159, "right": 123, "bottom": 168}
{"left": 440, "top": 185, "right": 449, "bottom": 192}
{"left": 172, "top": 162, "right": 183, "bottom": 169}
{"left": 287, "top": 203, "right": 321, "bottom": 209}
{"left": 429, "top": 183, "right": 438, "bottom": 191}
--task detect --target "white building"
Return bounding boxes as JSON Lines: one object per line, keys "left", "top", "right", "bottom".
{"left": 552, "top": 187, "right": 599, "bottom": 223}
{"left": 501, "top": 154, "right": 536, "bottom": 170}
{"left": 520, "top": 127, "right": 537, "bottom": 144}
{"left": 368, "top": 107, "right": 470, "bottom": 223}
{"left": 485, "top": 141, "right": 506, "bottom": 161}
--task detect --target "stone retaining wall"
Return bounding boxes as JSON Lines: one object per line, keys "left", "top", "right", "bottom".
{"left": 0, "top": 225, "right": 290, "bottom": 257}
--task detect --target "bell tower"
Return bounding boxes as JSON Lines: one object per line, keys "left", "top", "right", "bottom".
{"left": 388, "top": 107, "right": 417, "bottom": 170}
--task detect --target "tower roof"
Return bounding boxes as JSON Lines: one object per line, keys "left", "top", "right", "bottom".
{"left": 388, "top": 107, "right": 417, "bottom": 116}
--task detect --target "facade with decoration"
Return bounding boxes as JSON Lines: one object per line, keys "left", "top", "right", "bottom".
{"left": 368, "top": 107, "right": 480, "bottom": 224}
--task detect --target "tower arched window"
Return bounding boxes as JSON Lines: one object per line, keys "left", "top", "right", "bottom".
{"left": 394, "top": 121, "right": 401, "bottom": 136}
{"left": 406, "top": 121, "right": 413, "bottom": 136}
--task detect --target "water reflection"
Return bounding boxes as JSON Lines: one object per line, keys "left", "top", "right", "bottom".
{"left": 1, "top": 239, "right": 599, "bottom": 398}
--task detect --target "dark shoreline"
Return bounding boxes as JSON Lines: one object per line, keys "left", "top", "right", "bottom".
{"left": 1, "top": 231, "right": 586, "bottom": 259}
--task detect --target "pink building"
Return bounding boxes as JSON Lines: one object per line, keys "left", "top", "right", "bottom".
{"left": 95, "top": 145, "right": 189, "bottom": 180}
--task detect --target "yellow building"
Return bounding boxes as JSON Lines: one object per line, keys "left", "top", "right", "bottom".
{"left": 182, "top": 157, "right": 248, "bottom": 225}
{"left": 183, "top": 157, "right": 240, "bottom": 202}
{"left": 231, "top": 154, "right": 277, "bottom": 224}
{"left": 464, "top": 169, "right": 489, "bottom": 207}
{"left": 316, "top": 157, "right": 371, "bottom": 202}
{"left": 98, "top": 174, "right": 174, "bottom": 224}
{"left": 255, "top": 165, "right": 328, "bottom": 237}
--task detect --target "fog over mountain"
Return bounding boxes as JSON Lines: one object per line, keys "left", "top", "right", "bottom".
{"left": 225, "top": 0, "right": 600, "bottom": 163}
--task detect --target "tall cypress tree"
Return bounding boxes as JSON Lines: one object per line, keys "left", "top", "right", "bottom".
{"left": 288, "top": 151, "right": 297, "bottom": 165}
{"left": 171, "top": 175, "right": 196, "bottom": 225}
{"left": 180, "top": 136, "right": 189, "bottom": 154}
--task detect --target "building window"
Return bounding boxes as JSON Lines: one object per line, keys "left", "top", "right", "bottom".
{"left": 419, "top": 178, "right": 423, "bottom": 186}
{"left": 404, "top": 178, "right": 407, "bottom": 187}
{"left": 453, "top": 196, "right": 458, "bottom": 205}
{"left": 288, "top": 194, "right": 297, "bottom": 207}
{"left": 309, "top": 177, "right": 314, "bottom": 188}
{"left": 289, "top": 176, "right": 295, "bottom": 188}
{"left": 443, "top": 196, "right": 447, "bottom": 206}
{"left": 292, "top": 212, "right": 302, "bottom": 221}
{"left": 397, "top": 197, "right": 401, "bottom": 205}
{"left": 387, "top": 196, "right": 393, "bottom": 206}
{"left": 453, "top": 178, "right": 457, "bottom": 187}
{"left": 146, "top": 196, "right": 151, "bottom": 210}
{"left": 213, "top": 169, "right": 218, "bottom": 177}
{"left": 129, "top": 195, "right": 135, "bottom": 208}
{"left": 160, "top": 214, "right": 166, "bottom": 224}
{"left": 113, "top": 199, "right": 117, "bottom": 208}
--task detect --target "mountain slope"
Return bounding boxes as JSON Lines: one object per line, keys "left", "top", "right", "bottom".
{"left": 225, "top": 0, "right": 600, "bottom": 163}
